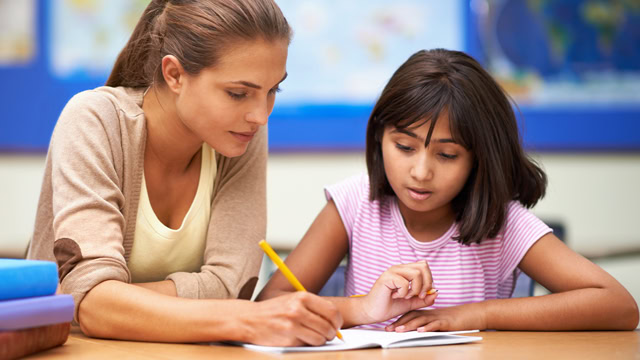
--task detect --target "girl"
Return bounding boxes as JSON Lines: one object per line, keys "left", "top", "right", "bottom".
{"left": 258, "top": 49, "right": 639, "bottom": 331}
{"left": 28, "top": 0, "right": 342, "bottom": 346}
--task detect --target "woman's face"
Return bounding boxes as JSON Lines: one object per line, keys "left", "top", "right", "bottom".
{"left": 175, "top": 38, "right": 288, "bottom": 157}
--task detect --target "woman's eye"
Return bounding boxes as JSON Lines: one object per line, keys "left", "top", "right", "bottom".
{"left": 396, "top": 143, "right": 413, "bottom": 152}
{"left": 268, "top": 86, "right": 282, "bottom": 95}
{"left": 439, "top": 153, "right": 458, "bottom": 160}
{"left": 227, "top": 91, "right": 248, "bottom": 100}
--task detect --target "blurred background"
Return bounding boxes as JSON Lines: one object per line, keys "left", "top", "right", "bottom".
{"left": 1, "top": 0, "right": 639, "bottom": 316}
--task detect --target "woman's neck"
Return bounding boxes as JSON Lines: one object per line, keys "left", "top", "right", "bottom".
{"left": 142, "top": 86, "right": 203, "bottom": 174}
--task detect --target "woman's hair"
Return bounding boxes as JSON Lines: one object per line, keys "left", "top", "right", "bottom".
{"left": 365, "top": 48, "right": 547, "bottom": 245}
{"left": 106, "top": 0, "right": 291, "bottom": 88}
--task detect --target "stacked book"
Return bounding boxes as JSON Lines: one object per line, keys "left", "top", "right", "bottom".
{"left": 0, "top": 259, "right": 74, "bottom": 359}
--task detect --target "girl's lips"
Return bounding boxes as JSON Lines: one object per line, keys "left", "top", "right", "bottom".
{"left": 230, "top": 131, "right": 256, "bottom": 142}
{"left": 408, "top": 188, "right": 432, "bottom": 201}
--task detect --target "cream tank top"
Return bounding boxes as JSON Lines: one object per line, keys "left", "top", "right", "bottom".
{"left": 128, "top": 144, "right": 216, "bottom": 283}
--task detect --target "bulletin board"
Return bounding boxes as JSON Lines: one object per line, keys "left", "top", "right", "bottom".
{"left": 1, "top": 0, "right": 639, "bottom": 153}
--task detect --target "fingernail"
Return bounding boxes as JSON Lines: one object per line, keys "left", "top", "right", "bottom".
{"left": 417, "top": 327, "right": 425, "bottom": 332}
{"left": 395, "top": 326, "right": 405, "bottom": 332}
{"left": 419, "top": 291, "right": 427, "bottom": 298}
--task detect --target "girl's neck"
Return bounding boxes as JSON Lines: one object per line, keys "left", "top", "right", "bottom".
{"left": 397, "top": 201, "right": 456, "bottom": 243}
{"left": 142, "top": 86, "right": 203, "bottom": 174}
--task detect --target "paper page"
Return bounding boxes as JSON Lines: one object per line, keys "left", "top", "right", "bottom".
{"left": 240, "top": 329, "right": 481, "bottom": 353}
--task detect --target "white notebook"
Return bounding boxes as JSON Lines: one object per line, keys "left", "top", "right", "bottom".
{"left": 241, "top": 329, "right": 482, "bottom": 353}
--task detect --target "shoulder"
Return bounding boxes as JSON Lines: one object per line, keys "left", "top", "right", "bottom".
{"left": 62, "top": 86, "right": 144, "bottom": 121}
{"left": 53, "top": 87, "right": 146, "bottom": 143}
{"left": 500, "top": 201, "right": 551, "bottom": 245}
{"left": 324, "top": 172, "right": 369, "bottom": 203}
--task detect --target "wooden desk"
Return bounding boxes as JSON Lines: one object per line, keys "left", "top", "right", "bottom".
{"left": 30, "top": 328, "right": 639, "bottom": 359}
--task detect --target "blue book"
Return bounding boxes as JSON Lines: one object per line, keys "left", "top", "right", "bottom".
{"left": 0, "top": 259, "right": 58, "bottom": 301}
{"left": 0, "top": 295, "right": 74, "bottom": 331}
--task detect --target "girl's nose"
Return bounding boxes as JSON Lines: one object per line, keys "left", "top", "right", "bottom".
{"left": 410, "top": 154, "right": 433, "bottom": 181}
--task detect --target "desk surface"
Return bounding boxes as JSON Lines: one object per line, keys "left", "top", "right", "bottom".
{"left": 31, "top": 328, "right": 640, "bottom": 359}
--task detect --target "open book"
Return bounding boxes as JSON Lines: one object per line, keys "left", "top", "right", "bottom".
{"left": 241, "top": 329, "right": 481, "bottom": 353}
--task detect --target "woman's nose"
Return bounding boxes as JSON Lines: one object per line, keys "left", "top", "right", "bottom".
{"left": 246, "top": 102, "right": 270, "bottom": 126}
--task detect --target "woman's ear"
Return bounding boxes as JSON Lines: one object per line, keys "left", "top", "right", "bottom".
{"left": 161, "top": 55, "right": 185, "bottom": 94}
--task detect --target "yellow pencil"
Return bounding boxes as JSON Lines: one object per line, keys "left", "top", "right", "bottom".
{"left": 258, "top": 240, "right": 344, "bottom": 341}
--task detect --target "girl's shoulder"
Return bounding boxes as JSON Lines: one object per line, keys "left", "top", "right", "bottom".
{"left": 324, "top": 172, "right": 370, "bottom": 203}
{"left": 499, "top": 200, "right": 551, "bottom": 244}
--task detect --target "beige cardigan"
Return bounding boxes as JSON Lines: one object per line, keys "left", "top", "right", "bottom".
{"left": 28, "top": 87, "right": 266, "bottom": 322}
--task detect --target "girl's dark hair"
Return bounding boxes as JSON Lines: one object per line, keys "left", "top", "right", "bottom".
{"left": 365, "top": 48, "right": 547, "bottom": 245}
{"left": 106, "top": 0, "right": 291, "bottom": 88}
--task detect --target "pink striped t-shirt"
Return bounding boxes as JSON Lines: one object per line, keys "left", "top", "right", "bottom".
{"left": 325, "top": 173, "right": 551, "bottom": 328}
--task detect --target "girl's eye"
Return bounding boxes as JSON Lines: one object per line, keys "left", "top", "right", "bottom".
{"left": 227, "top": 91, "right": 248, "bottom": 100}
{"left": 396, "top": 143, "right": 413, "bottom": 152}
{"left": 439, "top": 153, "right": 458, "bottom": 160}
{"left": 268, "top": 86, "right": 282, "bottom": 95}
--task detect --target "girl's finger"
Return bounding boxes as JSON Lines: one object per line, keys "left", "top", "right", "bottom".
{"left": 414, "top": 260, "right": 433, "bottom": 298}
{"left": 390, "top": 266, "right": 423, "bottom": 299}
{"left": 417, "top": 319, "right": 442, "bottom": 332}
{"left": 394, "top": 316, "right": 436, "bottom": 332}
{"left": 389, "top": 276, "right": 411, "bottom": 299}
{"left": 386, "top": 310, "right": 424, "bottom": 331}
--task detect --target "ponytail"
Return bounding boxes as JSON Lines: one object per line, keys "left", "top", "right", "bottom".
{"left": 106, "top": 0, "right": 168, "bottom": 88}
{"left": 106, "top": 0, "right": 291, "bottom": 89}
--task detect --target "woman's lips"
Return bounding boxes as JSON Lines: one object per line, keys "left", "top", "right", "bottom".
{"left": 230, "top": 131, "right": 256, "bottom": 142}
{"left": 408, "top": 188, "right": 432, "bottom": 201}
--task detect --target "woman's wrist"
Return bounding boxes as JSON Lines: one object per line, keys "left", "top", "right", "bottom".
{"left": 198, "top": 299, "right": 255, "bottom": 343}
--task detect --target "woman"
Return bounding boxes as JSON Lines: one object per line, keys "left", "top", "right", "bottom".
{"left": 28, "top": 0, "right": 341, "bottom": 346}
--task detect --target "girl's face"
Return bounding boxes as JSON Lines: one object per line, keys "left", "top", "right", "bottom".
{"left": 381, "top": 115, "right": 473, "bottom": 223}
{"left": 175, "top": 38, "right": 288, "bottom": 157}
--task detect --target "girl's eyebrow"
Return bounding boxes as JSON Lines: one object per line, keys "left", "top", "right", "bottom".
{"left": 391, "top": 128, "right": 457, "bottom": 144}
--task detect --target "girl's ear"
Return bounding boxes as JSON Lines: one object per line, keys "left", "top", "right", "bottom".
{"left": 161, "top": 55, "right": 185, "bottom": 94}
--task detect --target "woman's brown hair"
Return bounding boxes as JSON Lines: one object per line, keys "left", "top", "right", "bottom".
{"left": 106, "top": 0, "right": 291, "bottom": 88}
{"left": 365, "top": 48, "right": 547, "bottom": 245}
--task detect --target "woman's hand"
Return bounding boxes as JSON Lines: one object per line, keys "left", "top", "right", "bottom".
{"left": 239, "top": 291, "right": 343, "bottom": 346}
{"left": 357, "top": 261, "right": 438, "bottom": 324}
{"left": 385, "top": 303, "right": 487, "bottom": 332}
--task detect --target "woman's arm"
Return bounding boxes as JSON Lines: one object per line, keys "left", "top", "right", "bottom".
{"left": 79, "top": 280, "right": 343, "bottom": 345}
{"left": 133, "top": 280, "right": 178, "bottom": 296}
{"left": 388, "top": 233, "right": 639, "bottom": 331}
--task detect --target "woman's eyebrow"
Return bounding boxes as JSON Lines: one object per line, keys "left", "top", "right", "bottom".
{"left": 228, "top": 72, "right": 288, "bottom": 90}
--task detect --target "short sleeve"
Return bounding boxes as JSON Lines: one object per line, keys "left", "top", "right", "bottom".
{"left": 497, "top": 202, "right": 552, "bottom": 282}
{"left": 324, "top": 173, "right": 368, "bottom": 239}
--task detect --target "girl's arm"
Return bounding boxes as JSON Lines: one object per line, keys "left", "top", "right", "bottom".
{"left": 257, "top": 200, "right": 438, "bottom": 328}
{"left": 389, "top": 233, "right": 639, "bottom": 331}
{"left": 79, "top": 279, "right": 342, "bottom": 345}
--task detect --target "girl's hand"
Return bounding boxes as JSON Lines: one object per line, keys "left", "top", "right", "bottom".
{"left": 240, "top": 292, "right": 343, "bottom": 346}
{"left": 358, "top": 261, "right": 438, "bottom": 324}
{"left": 385, "top": 303, "right": 487, "bottom": 332}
